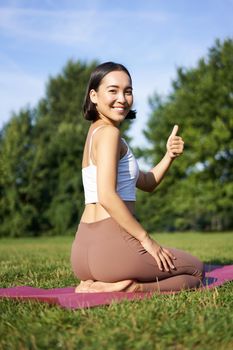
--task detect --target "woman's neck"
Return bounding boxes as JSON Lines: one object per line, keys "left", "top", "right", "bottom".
{"left": 93, "top": 116, "right": 120, "bottom": 128}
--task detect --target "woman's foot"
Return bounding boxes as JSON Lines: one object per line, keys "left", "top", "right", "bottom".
{"left": 75, "top": 279, "right": 138, "bottom": 293}
{"left": 75, "top": 280, "right": 94, "bottom": 292}
{"left": 123, "top": 281, "right": 142, "bottom": 292}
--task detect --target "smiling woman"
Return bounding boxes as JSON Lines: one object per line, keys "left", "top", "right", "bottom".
{"left": 70, "top": 61, "right": 204, "bottom": 293}
{"left": 83, "top": 62, "right": 136, "bottom": 122}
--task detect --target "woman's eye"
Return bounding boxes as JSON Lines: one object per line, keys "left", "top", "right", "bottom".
{"left": 109, "top": 89, "right": 117, "bottom": 93}
{"left": 125, "top": 90, "right": 132, "bottom": 95}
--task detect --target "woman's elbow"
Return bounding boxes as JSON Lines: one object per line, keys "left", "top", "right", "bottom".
{"left": 98, "top": 190, "right": 117, "bottom": 208}
{"left": 147, "top": 186, "right": 155, "bottom": 193}
{"left": 146, "top": 184, "right": 157, "bottom": 193}
{"left": 137, "top": 184, "right": 155, "bottom": 193}
{"left": 139, "top": 172, "right": 158, "bottom": 192}
{"left": 141, "top": 180, "right": 158, "bottom": 192}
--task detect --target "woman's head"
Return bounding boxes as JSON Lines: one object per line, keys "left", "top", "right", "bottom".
{"left": 83, "top": 62, "right": 136, "bottom": 122}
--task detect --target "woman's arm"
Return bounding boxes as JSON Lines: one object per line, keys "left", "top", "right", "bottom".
{"left": 95, "top": 125, "right": 176, "bottom": 271}
{"left": 136, "top": 125, "right": 184, "bottom": 192}
{"left": 95, "top": 125, "right": 148, "bottom": 242}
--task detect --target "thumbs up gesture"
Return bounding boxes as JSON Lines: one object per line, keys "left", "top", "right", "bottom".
{"left": 166, "top": 125, "right": 184, "bottom": 159}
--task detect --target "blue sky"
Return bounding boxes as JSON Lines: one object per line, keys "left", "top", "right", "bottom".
{"left": 0, "top": 0, "right": 232, "bottom": 146}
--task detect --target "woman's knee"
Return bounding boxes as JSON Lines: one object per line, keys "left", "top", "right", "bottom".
{"left": 184, "top": 275, "right": 202, "bottom": 289}
{"left": 167, "top": 247, "right": 205, "bottom": 281}
{"left": 195, "top": 260, "right": 205, "bottom": 280}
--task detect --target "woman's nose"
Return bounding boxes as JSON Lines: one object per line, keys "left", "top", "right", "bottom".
{"left": 116, "top": 92, "right": 126, "bottom": 103}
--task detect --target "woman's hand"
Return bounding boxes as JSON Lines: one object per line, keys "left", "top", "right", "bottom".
{"left": 166, "top": 125, "right": 184, "bottom": 159}
{"left": 140, "top": 235, "right": 176, "bottom": 271}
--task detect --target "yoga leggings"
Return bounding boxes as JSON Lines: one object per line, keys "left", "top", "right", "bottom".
{"left": 70, "top": 217, "right": 204, "bottom": 292}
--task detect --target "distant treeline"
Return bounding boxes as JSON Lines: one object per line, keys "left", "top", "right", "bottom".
{"left": 0, "top": 39, "right": 232, "bottom": 237}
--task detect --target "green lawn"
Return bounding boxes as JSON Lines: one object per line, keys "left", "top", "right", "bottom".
{"left": 0, "top": 233, "right": 233, "bottom": 350}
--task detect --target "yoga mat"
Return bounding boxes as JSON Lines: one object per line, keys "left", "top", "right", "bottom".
{"left": 0, "top": 264, "right": 232, "bottom": 310}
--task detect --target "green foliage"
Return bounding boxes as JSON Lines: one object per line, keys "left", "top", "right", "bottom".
{"left": 0, "top": 60, "right": 96, "bottom": 237}
{"left": 0, "top": 110, "right": 36, "bottom": 237}
{"left": 0, "top": 234, "right": 233, "bottom": 349}
{"left": 137, "top": 38, "right": 233, "bottom": 232}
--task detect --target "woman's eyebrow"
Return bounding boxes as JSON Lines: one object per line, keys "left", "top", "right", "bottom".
{"left": 106, "top": 85, "right": 133, "bottom": 89}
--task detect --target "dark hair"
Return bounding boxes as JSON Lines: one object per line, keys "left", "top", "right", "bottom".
{"left": 83, "top": 62, "right": 136, "bottom": 121}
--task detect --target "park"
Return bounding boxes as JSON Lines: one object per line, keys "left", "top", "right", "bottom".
{"left": 0, "top": 1, "right": 232, "bottom": 349}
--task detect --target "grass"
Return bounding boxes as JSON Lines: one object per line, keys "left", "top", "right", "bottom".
{"left": 0, "top": 232, "right": 233, "bottom": 350}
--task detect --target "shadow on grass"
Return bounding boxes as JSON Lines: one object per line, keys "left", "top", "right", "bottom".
{"left": 203, "top": 262, "right": 233, "bottom": 287}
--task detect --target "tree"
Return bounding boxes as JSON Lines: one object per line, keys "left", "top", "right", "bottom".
{"left": 137, "top": 38, "right": 233, "bottom": 231}
{"left": 0, "top": 109, "right": 36, "bottom": 236}
{"left": 30, "top": 60, "right": 97, "bottom": 236}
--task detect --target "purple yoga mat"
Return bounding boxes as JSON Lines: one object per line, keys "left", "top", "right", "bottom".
{"left": 0, "top": 264, "right": 232, "bottom": 310}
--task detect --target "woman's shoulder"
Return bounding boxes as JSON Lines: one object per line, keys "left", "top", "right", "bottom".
{"left": 92, "top": 124, "right": 121, "bottom": 141}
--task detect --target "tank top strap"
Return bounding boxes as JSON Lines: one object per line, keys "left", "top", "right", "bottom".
{"left": 88, "top": 125, "right": 107, "bottom": 165}
{"left": 121, "top": 137, "right": 127, "bottom": 146}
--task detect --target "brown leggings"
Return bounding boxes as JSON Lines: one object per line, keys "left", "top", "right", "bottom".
{"left": 70, "top": 217, "right": 205, "bottom": 292}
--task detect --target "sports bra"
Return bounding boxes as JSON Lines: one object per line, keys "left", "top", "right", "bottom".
{"left": 82, "top": 126, "right": 140, "bottom": 204}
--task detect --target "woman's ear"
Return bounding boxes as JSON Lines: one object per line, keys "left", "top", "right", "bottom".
{"left": 89, "top": 89, "right": 98, "bottom": 104}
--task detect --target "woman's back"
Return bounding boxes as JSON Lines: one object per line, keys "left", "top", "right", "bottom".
{"left": 80, "top": 123, "right": 137, "bottom": 223}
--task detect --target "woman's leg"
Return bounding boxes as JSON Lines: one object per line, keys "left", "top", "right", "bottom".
{"left": 129, "top": 245, "right": 205, "bottom": 292}
{"left": 76, "top": 246, "right": 204, "bottom": 293}
{"left": 127, "top": 275, "right": 202, "bottom": 292}
{"left": 80, "top": 247, "right": 204, "bottom": 293}
{"left": 75, "top": 274, "right": 201, "bottom": 293}
{"left": 128, "top": 247, "right": 204, "bottom": 292}
{"left": 71, "top": 219, "right": 204, "bottom": 292}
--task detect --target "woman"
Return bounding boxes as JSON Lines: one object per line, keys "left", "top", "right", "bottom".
{"left": 71, "top": 62, "right": 204, "bottom": 293}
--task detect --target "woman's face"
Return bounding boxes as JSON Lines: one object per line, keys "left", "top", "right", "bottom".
{"left": 90, "top": 70, "right": 133, "bottom": 126}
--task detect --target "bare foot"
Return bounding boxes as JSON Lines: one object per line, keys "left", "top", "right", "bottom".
{"left": 75, "top": 280, "right": 94, "bottom": 292}
{"left": 75, "top": 279, "right": 135, "bottom": 293}
{"left": 123, "top": 281, "right": 143, "bottom": 292}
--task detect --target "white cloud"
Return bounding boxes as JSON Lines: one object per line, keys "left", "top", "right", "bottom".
{"left": 0, "top": 7, "right": 171, "bottom": 46}
{"left": 0, "top": 7, "right": 97, "bottom": 44}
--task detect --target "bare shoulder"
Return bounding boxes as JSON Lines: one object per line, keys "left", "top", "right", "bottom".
{"left": 96, "top": 125, "right": 120, "bottom": 137}
{"left": 94, "top": 125, "right": 121, "bottom": 145}
{"left": 91, "top": 125, "right": 121, "bottom": 163}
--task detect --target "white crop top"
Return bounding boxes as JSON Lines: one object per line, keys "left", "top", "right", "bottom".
{"left": 82, "top": 126, "right": 140, "bottom": 204}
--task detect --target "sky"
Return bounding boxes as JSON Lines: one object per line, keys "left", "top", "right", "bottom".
{"left": 0, "top": 0, "right": 232, "bottom": 147}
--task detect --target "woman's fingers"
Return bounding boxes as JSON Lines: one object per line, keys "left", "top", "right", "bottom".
{"left": 170, "top": 147, "right": 183, "bottom": 153}
{"left": 163, "top": 248, "right": 176, "bottom": 260}
{"left": 168, "top": 139, "right": 184, "bottom": 157}
{"left": 170, "top": 142, "right": 184, "bottom": 149}
{"left": 166, "top": 131, "right": 184, "bottom": 158}
{"left": 169, "top": 137, "right": 183, "bottom": 143}
{"left": 162, "top": 251, "right": 175, "bottom": 270}
{"left": 154, "top": 249, "right": 176, "bottom": 271}
{"left": 170, "top": 143, "right": 184, "bottom": 149}
{"left": 159, "top": 252, "right": 170, "bottom": 271}
{"left": 169, "top": 137, "right": 184, "bottom": 150}
{"left": 141, "top": 238, "right": 176, "bottom": 272}
{"left": 154, "top": 255, "right": 163, "bottom": 271}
